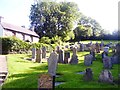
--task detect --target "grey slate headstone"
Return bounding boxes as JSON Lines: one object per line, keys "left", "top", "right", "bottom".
{"left": 111, "top": 55, "right": 120, "bottom": 64}
{"left": 42, "top": 46, "right": 46, "bottom": 59}
{"left": 48, "top": 50, "right": 58, "bottom": 76}
{"left": 32, "top": 48, "right": 36, "bottom": 62}
{"left": 103, "top": 56, "right": 112, "bottom": 69}
{"left": 83, "top": 68, "right": 93, "bottom": 81}
{"left": 98, "top": 70, "right": 113, "bottom": 84}
{"left": 69, "top": 47, "right": 78, "bottom": 64}
{"left": 64, "top": 51, "right": 70, "bottom": 64}
{"left": 58, "top": 49, "right": 64, "bottom": 63}
{"left": 84, "top": 54, "right": 93, "bottom": 66}
{"left": 95, "top": 42, "right": 100, "bottom": 53}
{"left": 36, "top": 49, "right": 42, "bottom": 63}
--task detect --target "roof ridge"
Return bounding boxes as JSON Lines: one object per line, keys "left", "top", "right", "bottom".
{"left": 1, "top": 22, "right": 39, "bottom": 37}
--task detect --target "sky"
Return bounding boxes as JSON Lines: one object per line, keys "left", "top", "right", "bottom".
{"left": 0, "top": 0, "right": 119, "bottom": 33}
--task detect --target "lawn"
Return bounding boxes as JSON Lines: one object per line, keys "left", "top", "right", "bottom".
{"left": 2, "top": 40, "right": 120, "bottom": 89}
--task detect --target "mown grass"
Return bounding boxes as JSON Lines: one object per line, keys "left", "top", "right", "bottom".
{"left": 2, "top": 41, "right": 120, "bottom": 89}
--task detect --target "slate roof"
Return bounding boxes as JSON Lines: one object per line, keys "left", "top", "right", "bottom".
{"left": 1, "top": 22, "right": 39, "bottom": 37}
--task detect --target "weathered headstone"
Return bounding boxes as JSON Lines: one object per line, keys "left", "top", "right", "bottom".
{"left": 90, "top": 44, "right": 96, "bottom": 61}
{"left": 42, "top": 46, "right": 46, "bottom": 59}
{"left": 103, "top": 56, "right": 112, "bottom": 69}
{"left": 64, "top": 51, "right": 70, "bottom": 64}
{"left": 98, "top": 70, "right": 113, "bottom": 84}
{"left": 84, "top": 44, "right": 90, "bottom": 51}
{"left": 95, "top": 42, "right": 100, "bottom": 53}
{"left": 101, "top": 51, "right": 108, "bottom": 59}
{"left": 84, "top": 54, "right": 93, "bottom": 66}
{"left": 48, "top": 50, "right": 58, "bottom": 76}
{"left": 83, "top": 68, "right": 93, "bottom": 81}
{"left": 69, "top": 47, "right": 78, "bottom": 64}
{"left": 116, "top": 43, "right": 120, "bottom": 55}
{"left": 100, "top": 40, "right": 104, "bottom": 50}
{"left": 111, "top": 55, "right": 120, "bottom": 64}
{"left": 36, "top": 49, "right": 42, "bottom": 63}
{"left": 80, "top": 43, "right": 84, "bottom": 51}
{"left": 112, "top": 44, "right": 116, "bottom": 53}
{"left": 103, "top": 46, "right": 109, "bottom": 55}
{"left": 90, "top": 51, "right": 95, "bottom": 61}
{"left": 38, "top": 74, "right": 53, "bottom": 89}
{"left": 58, "top": 49, "right": 64, "bottom": 63}
{"left": 111, "top": 43, "right": 120, "bottom": 64}
{"left": 56, "top": 46, "right": 60, "bottom": 54}
{"left": 32, "top": 48, "right": 36, "bottom": 62}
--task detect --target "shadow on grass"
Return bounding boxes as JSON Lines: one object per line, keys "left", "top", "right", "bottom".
{"left": 2, "top": 72, "right": 43, "bottom": 89}
{"left": 3, "top": 52, "right": 119, "bottom": 89}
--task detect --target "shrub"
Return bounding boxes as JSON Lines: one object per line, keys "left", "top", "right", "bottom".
{"left": 0, "top": 37, "right": 14, "bottom": 54}
{"left": 39, "top": 37, "right": 51, "bottom": 44}
{"left": 0, "top": 37, "right": 32, "bottom": 54}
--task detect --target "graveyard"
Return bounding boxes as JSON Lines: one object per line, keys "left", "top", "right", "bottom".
{"left": 0, "top": 1, "right": 119, "bottom": 89}
{"left": 1, "top": 40, "right": 120, "bottom": 89}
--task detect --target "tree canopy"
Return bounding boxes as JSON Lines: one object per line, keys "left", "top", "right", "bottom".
{"left": 29, "top": 1, "right": 80, "bottom": 41}
{"left": 73, "top": 13, "right": 103, "bottom": 41}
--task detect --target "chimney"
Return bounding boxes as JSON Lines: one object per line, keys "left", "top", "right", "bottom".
{"left": 0, "top": 16, "right": 4, "bottom": 23}
{"left": 31, "top": 26, "right": 34, "bottom": 32}
{"left": 21, "top": 25, "right": 25, "bottom": 28}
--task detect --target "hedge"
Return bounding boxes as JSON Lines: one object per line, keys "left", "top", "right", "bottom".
{"left": 0, "top": 37, "right": 54, "bottom": 54}
{"left": 0, "top": 37, "right": 32, "bottom": 54}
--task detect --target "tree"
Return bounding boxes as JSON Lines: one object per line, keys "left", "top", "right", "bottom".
{"left": 73, "top": 25, "right": 92, "bottom": 41}
{"left": 29, "top": 1, "right": 80, "bottom": 41}
{"left": 78, "top": 14, "right": 102, "bottom": 37}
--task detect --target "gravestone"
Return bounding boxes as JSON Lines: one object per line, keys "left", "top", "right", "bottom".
{"left": 84, "top": 44, "right": 90, "bottom": 51}
{"left": 83, "top": 68, "right": 93, "bottom": 81}
{"left": 56, "top": 46, "right": 60, "bottom": 54}
{"left": 48, "top": 50, "right": 58, "bottom": 76}
{"left": 90, "top": 44, "right": 96, "bottom": 61}
{"left": 111, "top": 43, "right": 120, "bottom": 64}
{"left": 101, "top": 51, "right": 108, "bottom": 59}
{"left": 98, "top": 70, "right": 113, "bottom": 84}
{"left": 58, "top": 49, "right": 64, "bottom": 63}
{"left": 111, "top": 55, "right": 120, "bottom": 64}
{"left": 95, "top": 42, "right": 100, "bottom": 53}
{"left": 36, "top": 49, "right": 42, "bottom": 63}
{"left": 112, "top": 44, "right": 116, "bottom": 53}
{"left": 103, "top": 56, "right": 112, "bottom": 69}
{"left": 69, "top": 47, "right": 78, "bottom": 64}
{"left": 38, "top": 74, "right": 53, "bottom": 89}
{"left": 42, "top": 46, "right": 46, "bottom": 59}
{"left": 84, "top": 54, "right": 93, "bottom": 66}
{"left": 32, "top": 48, "right": 36, "bottom": 62}
{"left": 103, "top": 46, "right": 109, "bottom": 55}
{"left": 80, "top": 43, "right": 84, "bottom": 51}
{"left": 64, "top": 51, "right": 70, "bottom": 64}
{"left": 116, "top": 43, "right": 120, "bottom": 56}
{"left": 100, "top": 41, "right": 104, "bottom": 50}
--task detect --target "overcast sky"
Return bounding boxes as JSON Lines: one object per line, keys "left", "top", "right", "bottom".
{"left": 0, "top": 0, "right": 119, "bottom": 33}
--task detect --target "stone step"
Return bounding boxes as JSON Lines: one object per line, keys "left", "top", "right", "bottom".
{"left": 0, "top": 71, "right": 8, "bottom": 74}
{"left": 0, "top": 74, "right": 6, "bottom": 78}
{"left": 0, "top": 78, "right": 4, "bottom": 83}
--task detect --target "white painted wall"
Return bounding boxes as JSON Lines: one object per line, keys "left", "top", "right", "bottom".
{"left": 16, "top": 32, "right": 23, "bottom": 40}
{"left": 33, "top": 37, "right": 39, "bottom": 43}
{"left": 0, "top": 26, "right": 39, "bottom": 43}
{"left": 3, "top": 29, "right": 14, "bottom": 37}
{"left": 0, "top": 24, "right": 3, "bottom": 37}
{"left": 25, "top": 34, "right": 32, "bottom": 42}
